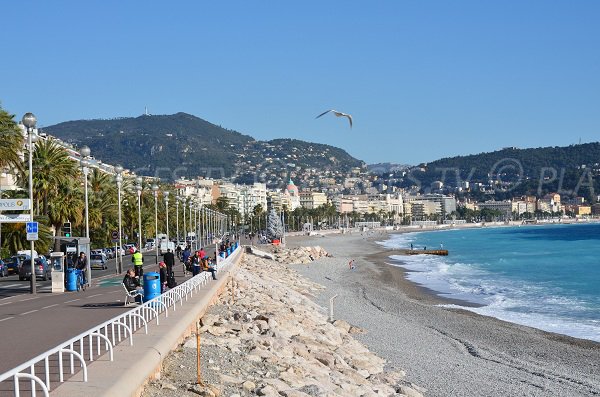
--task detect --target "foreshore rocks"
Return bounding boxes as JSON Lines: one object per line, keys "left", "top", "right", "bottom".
{"left": 273, "top": 246, "right": 330, "bottom": 264}
{"left": 142, "top": 247, "right": 424, "bottom": 397}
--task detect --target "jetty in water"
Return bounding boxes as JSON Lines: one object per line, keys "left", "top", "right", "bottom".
{"left": 393, "top": 249, "right": 449, "bottom": 256}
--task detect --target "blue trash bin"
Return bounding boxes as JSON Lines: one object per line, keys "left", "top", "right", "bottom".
{"left": 219, "top": 251, "right": 225, "bottom": 258}
{"left": 226, "top": 248, "right": 231, "bottom": 256}
{"left": 143, "top": 272, "right": 161, "bottom": 302}
{"left": 65, "top": 268, "right": 77, "bottom": 291}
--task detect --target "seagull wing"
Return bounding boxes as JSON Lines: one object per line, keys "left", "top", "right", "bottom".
{"left": 316, "top": 109, "right": 335, "bottom": 119}
{"left": 346, "top": 114, "right": 353, "bottom": 128}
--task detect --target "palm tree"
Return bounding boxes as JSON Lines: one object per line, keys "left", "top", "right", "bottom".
{"left": 0, "top": 106, "right": 24, "bottom": 173}
{"left": 18, "top": 138, "right": 79, "bottom": 215}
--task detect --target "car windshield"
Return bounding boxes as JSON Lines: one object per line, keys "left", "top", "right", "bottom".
{"left": 91, "top": 255, "right": 102, "bottom": 260}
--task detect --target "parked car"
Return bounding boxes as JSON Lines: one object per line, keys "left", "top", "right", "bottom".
{"left": 103, "top": 248, "right": 115, "bottom": 259}
{"left": 3, "top": 257, "right": 21, "bottom": 274}
{"left": 91, "top": 249, "right": 108, "bottom": 262}
{"left": 90, "top": 254, "right": 107, "bottom": 270}
{"left": 0, "top": 260, "right": 8, "bottom": 277}
{"left": 19, "top": 258, "right": 51, "bottom": 281}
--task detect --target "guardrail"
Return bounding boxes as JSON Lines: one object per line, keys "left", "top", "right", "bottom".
{"left": 0, "top": 246, "right": 241, "bottom": 397}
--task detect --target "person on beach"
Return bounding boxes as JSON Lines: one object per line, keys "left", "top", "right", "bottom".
{"left": 349, "top": 259, "right": 355, "bottom": 270}
{"left": 192, "top": 252, "right": 202, "bottom": 276}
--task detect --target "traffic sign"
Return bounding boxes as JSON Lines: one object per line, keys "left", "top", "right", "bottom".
{"left": 26, "top": 222, "right": 38, "bottom": 233}
{"left": 0, "top": 214, "right": 31, "bottom": 223}
{"left": 111, "top": 230, "right": 119, "bottom": 242}
{"left": 26, "top": 222, "right": 39, "bottom": 241}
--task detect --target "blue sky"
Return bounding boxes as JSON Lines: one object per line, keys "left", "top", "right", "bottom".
{"left": 2, "top": 1, "right": 599, "bottom": 165}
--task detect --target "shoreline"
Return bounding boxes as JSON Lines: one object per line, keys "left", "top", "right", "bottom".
{"left": 285, "top": 232, "right": 600, "bottom": 396}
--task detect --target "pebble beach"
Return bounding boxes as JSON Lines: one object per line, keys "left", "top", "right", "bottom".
{"left": 142, "top": 231, "right": 600, "bottom": 397}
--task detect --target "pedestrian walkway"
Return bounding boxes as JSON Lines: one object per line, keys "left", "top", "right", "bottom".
{"left": 50, "top": 249, "right": 242, "bottom": 396}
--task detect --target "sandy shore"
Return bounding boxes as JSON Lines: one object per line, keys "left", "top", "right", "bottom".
{"left": 285, "top": 232, "right": 600, "bottom": 397}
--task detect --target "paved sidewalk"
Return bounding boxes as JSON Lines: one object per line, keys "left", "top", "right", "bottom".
{"left": 50, "top": 250, "right": 243, "bottom": 397}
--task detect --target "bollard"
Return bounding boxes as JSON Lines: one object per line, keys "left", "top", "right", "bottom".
{"left": 329, "top": 294, "right": 338, "bottom": 322}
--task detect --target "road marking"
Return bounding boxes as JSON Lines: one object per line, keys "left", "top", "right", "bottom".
{"left": 64, "top": 298, "right": 81, "bottom": 303}
{"left": 2, "top": 284, "right": 22, "bottom": 288}
{"left": 0, "top": 316, "right": 14, "bottom": 322}
{"left": 86, "top": 294, "right": 102, "bottom": 299}
{"left": 42, "top": 304, "right": 59, "bottom": 309}
{"left": 20, "top": 309, "right": 38, "bottom": 316}
{"left": 19, "top": 297, "right": 39, "bottom": 302}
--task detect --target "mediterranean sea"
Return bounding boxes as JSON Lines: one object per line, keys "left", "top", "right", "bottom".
{"left": 380, "top": 222, "right": 600, "bottom": 342}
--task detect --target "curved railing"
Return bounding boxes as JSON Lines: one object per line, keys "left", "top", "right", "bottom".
{"left": 0, "top": 245, "right": 241, "bottom": 397}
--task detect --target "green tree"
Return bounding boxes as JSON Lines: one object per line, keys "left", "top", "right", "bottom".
{"left": 0, "top": 106, "right": 24, "bottom": 173}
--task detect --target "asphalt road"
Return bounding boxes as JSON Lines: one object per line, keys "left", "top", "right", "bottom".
{"left": 0, "top": 251, "right": 190, "bottom": 374}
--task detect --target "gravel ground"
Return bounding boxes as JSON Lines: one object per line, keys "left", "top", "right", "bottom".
{"left": 285, "top": 232, "right": 600, "bottom": 397}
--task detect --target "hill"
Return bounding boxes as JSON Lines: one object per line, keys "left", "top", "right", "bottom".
{"left": 43, "top": 112, "right": 364, "bottom": 182}
{"left": 396, "top": 143, "right": 600, "bottom": 200}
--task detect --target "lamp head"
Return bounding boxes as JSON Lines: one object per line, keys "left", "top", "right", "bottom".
{"left": 22, "top": 113, "right": 37, "bottom": 129}
{"left": 115, "top": 165, "right": 123, "bottom": 174}
{"left": 80, "top": 146, "right": 91, "bottom": 158}
{"left": 152, "top": 184, "right": 159, "bottom": 192}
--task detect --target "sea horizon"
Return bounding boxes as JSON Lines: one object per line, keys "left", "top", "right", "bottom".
{"left": 379, "top": 223, "right": 600, "bottom": 343}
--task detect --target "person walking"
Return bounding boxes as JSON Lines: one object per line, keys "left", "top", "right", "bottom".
{"left": 163, "top": 248, "right": 175, "bottom": 277}
{"left": 132, "top": 248, "right": 144, "bottom": 279}
{"left": 181, "top": 246, "right": 191, "bottom": 276}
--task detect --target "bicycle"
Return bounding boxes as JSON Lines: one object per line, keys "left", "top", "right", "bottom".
{"left": 75, "top": 269, "right": 86, "bottom": 292}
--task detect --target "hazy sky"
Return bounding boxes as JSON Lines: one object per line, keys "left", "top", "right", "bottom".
{"left": 2, "top": 1, "right": 599, "bottom": 165}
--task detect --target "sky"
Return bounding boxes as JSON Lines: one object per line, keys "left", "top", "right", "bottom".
{"left": 2, "top": 1, "right": 599, "bottom": 165}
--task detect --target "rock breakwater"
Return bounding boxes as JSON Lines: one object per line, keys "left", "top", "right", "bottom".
{"left": 142, "top": 247, "right": 424, "bottom": 397}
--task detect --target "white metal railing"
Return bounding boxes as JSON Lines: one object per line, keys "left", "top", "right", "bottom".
{"left": 0, "top": 246, "right": 241, "bottom": 397}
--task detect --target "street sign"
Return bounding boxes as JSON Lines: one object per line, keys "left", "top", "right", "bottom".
{"left": 0, "top": 214, "right": 32, "bottom": 223}
{"left": 111, "top": 230, "right": 119, "bottom": 242}
{"left": 26, "top": 221, "right": 39, "bottom": 241}
{"left": 0, "top": 199, "right": 31, "bottom": 211}
{"left": 26, "top": 222, "right": 39, "bottom": 233}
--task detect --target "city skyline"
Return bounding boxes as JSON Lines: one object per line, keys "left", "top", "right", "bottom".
{"left": 2, "top": 1, "right": 599, "bottom": 165}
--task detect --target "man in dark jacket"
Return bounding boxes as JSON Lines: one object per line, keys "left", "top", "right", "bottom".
{"left": 123, "top": 268, "right": 144, "bottom": 302}
{"left": 163, "top": 248, "right": 175, "bottom": 276}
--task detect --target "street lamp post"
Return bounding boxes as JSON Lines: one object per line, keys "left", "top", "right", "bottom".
{"left": 22, "top": 113, "right": 38, "bottom": 294}
{"left": 175, "top": 195, "right": 180, "bottom": 249}
{"left": 80, "top": 145, "right": 92, "bottom": 286}
{"left": 135, "top": 177, "right": 143, "bottom": 252}
{"left": 164, "top": 191, "right": 170, "bottom": 250}
{"left": 182, "top": 197, "right": 187, "bottom": 248}
{"left": 115, "top": 165, "right": 124, "bottom": 273}
{"left": 152, "top": 184, "right": 159, "bottom": 264}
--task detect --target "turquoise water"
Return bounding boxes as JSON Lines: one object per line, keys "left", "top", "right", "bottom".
{"left": 380, "top": 223, "right": 600, "bottom": 342}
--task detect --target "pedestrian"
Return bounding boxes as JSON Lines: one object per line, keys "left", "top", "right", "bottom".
{"left": 410, "top": 243, "right": 413, "bottom": 251}
{"left": 158, "top": 261, "right": 168, "bottom": 293}
{"left": 182, "top": 246, "right": 191, "bottom": 275}
{"left": 192, "top": 252, "right": 201, "bottom": 276}
{"left": 132, "top": 248, "right": 144, "bottom": 278}
{"left": 349, "top": 259, "right": 355, "bottom": 270}
{"left": 163, "top": 248, "right": 175, "bottom": 277}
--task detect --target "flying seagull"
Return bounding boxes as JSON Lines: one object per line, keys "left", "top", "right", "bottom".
{"left": 316, "top": 109, "right": 353, "bottom": 128}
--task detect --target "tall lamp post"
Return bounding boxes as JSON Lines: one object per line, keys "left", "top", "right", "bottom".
{"left": 115, "top": 165, "right": 124, "bottom": 273}
{"left": 22, "top": 113, "right": 38, "bottom": 294}
{"left": 135, "top": 177, "right": 143, "bottom": 252}
{"left": 175, "top": 195, "right": 180, "bottom": 248}
{"left": 182, "top": 197, "right": 187, "bottom": 248}
{"left": 152, "top": 184, "right": 159, "bottom": 263}
{"left": 80, "top": 145, "right": 92, "bottom": 286}
{"left": 164, "top": 191, "right": 170, "bottom": 250}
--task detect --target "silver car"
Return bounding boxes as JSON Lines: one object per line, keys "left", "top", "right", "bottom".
{"left": 90, "top": 254, "right": 107, "bottom": 270}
